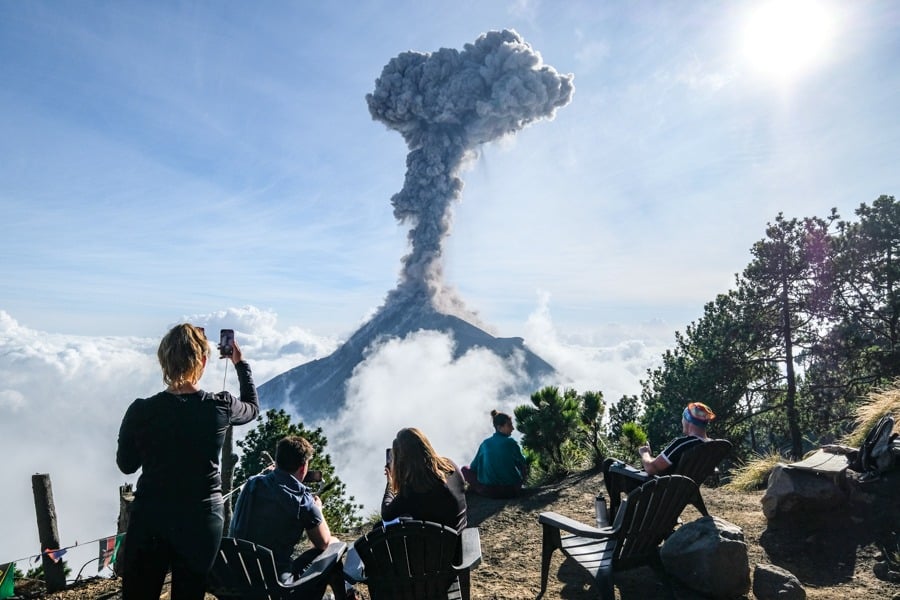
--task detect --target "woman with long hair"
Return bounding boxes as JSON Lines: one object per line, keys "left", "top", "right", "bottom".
{"left": 382, "top": 427, "right": 467, "bottom": 533}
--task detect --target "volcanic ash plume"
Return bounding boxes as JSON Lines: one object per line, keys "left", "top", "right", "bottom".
{"left": 367, "top": 29, "right": 574, "bottom": 311}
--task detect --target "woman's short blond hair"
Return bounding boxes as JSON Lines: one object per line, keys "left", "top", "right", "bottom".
{"left": 157, "top": 323, "right": 209, "bottom": 388}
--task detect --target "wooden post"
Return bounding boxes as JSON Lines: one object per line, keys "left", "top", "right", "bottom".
{"left": 115, "top": 484, "right": 134, "bottom": 578}
{"left": 31, "top": 473, "right": 66, "bottom": 592}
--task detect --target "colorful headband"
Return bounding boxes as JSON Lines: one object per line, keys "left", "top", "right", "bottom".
{"left": 683, "top": 402, "right": 715, "bottom": 427}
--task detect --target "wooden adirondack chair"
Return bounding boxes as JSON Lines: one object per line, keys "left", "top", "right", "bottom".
{"left": 538, "top": 474, "right": 708, "bottom": 600}
{"left": 207, "top": 537, "right": 348, "bottom": 600}
{"left": 605, "top": 438, "right": 732, "bottom": 518}
{"left": 344, "top": 518, "right": 482, "bottom": 600}
{"left": 674, "top": 438, "right": 733, "bottom": 487}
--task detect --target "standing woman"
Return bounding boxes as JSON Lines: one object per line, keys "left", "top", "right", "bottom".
{"left": 116, "top": 324, "right": 259, "bottom": 600}
{"left": 382, "top": 428, "right": 467, "bottom": 533}
{"left": 462, "top": 410, "right": 528, "bottom": 498}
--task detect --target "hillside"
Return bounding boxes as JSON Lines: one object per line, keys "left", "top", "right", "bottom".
{"left": 15, "top": 468, "right": 900, "bottom": 599}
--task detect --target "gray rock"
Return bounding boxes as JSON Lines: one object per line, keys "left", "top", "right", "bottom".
{"left": 761, "top": 464, "right": 848, "bottom": 519}
{"left": 660, "top": 515, "right": 750, "bottom": 598}
{"left": 752, "top": 563, "right": 806, "bottom": 600}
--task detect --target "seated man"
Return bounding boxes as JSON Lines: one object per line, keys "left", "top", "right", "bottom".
{"left": 230, "top": 435, "right": 349, "bottom": 598}
{"left": 602, "top": 402, "right": 716, "bottom": 519}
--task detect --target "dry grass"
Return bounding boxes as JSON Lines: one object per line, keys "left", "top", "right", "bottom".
{"left": 843, "top": 383, "right": 900, "bottom": 447}
{"left": 723, "top": 450, "right": 783, "bottom": 492}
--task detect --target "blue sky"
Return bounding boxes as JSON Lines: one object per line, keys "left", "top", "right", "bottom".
{"left": 3, "top": 1, "right": 897, "bottom": 340}
{"left": 1, "top": 0, "right": 899, "bottom": 573}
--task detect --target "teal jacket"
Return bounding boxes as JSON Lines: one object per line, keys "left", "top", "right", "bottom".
{"left": 470, "top": 432, "right": 526, "bottom": 486}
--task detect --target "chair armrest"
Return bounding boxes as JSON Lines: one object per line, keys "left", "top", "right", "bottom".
{"left": 342, "top": 546, "right": 366, "bottom": 584}
{"left": 454, "top": 527, "right": 482, "bottom": 571}
{"left": 608, "top": 461, "right": 652, "bottom": 483}
{"left": 539, "top": 511, "right": 615, "bottom": 539}
{"left": 293, "top": 541, "right": 348, "bottom": 587}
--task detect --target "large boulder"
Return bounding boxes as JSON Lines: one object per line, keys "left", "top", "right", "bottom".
{"left": 761, "top": 463, "right": 848, "bottom": 519}
{"left": 660, "top": 516, "right": 750, "bottom": 598}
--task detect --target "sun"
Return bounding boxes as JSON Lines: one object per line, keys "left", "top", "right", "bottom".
{"left": 741, "top": 0, "right": 836, "bottom": 81}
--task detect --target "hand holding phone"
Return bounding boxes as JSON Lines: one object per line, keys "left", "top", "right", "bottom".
{"left": 219, "top": 329, "right": 234, "bottom": 359}
{"left": 385, "top": 448, "right": 392, "bottom": 467}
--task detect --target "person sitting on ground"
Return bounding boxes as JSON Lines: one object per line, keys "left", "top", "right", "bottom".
{"left": 230, "top": 435, "right": 348, "bottom": 598}
{"left": 602, "top": 401, "right": 716, "bottom": 519}
{"left": 461, "top": 410, "right": 528, "bottom": 499}
{"left": 382, "top": 427, "right": 467, "bottom": 533}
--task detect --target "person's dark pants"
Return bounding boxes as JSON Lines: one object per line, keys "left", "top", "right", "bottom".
{"left": 121, "top": 498, "right": 224, "bottom": 600}
{"left": 461, "top": 466, "right": 522, "bottom": 499}
{"left": 602, "top": 458, "right": 650, "bottom": 520}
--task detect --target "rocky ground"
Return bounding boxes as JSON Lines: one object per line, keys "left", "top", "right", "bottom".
{"left": 12, "top": 468, "right": 900, "bottom": 599}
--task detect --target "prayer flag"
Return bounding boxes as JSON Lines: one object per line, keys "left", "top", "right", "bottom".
{"left": 111, "top": 534, "right": 125, "bottom": 566}
{"left": 98, "top": 536, "right": 116, "bottom": 572}
{"left": 44, "top": 548, "right": 67, "bottom": 563}
{"left": 0, "top": 562, "right": 14, "bottom": 599}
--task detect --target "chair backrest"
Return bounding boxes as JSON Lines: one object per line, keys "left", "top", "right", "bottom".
{"left": 673, "top": 439, "right": 732, "bottom": 485}
{"left": 208, "top": 537, "right": 285, "bottom": 600}
{"left": 353, "top": 519, "right": 462, "bottom": 600}
{"left": 610, "top": 474, "right": 706, "bottom": 570}
{"left": 208, "top": 537, "right": 346, "bottom": 600}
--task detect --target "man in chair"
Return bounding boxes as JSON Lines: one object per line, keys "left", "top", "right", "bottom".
{"left": 602, "top": 402, "right": 716, "bottom": 519}
{"left": 231, "top": 435, "right": 350, "bottom": 598}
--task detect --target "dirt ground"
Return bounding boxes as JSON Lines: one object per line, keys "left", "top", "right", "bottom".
{"left": 13, "top": 468, "right": 900, "bottom": 599}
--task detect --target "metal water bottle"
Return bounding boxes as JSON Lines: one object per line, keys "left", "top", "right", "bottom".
{"left": 595, "top": 493, "right": 608, "bottom": 526}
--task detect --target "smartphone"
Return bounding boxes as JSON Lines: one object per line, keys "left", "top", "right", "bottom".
{"left": 303, "top": 469, "right": 323, "bottom": 483}
{"left": 385, "top": 448, "right": 392, "bottom": 466}
{"left": 219, "top": 329, "right": 234, "bottom": 358}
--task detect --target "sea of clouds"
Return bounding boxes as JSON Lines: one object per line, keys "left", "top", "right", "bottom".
{"left": 0, "top": 299, "right": 672, "bottom": 576}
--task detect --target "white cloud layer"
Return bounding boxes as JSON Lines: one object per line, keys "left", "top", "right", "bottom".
{"left": 0, "top": 301, "right": 667, "bottom": 574}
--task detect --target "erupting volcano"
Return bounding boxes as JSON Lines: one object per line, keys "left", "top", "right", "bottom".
{"left": 260, "top": 29, "right": 574, "bottom": 422}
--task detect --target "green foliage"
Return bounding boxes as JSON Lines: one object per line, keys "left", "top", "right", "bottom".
{"left": 579, "top": 390, "right": 607, "bottom": 467}
{"left": 619, "top": 422, "right": 648, "bottom": 462}
{"left": 24, "top": 561, "right": 71, "bottom": 580}
{"left": 608, "top": 395, "right": 640, "bottom": 443}
{"left": 235, "top": 409, "right": 363, "bottom": 532}
{"left": 515, "top": 386, "right": 614, "bottom": 479}
{"left": 515, "top": 386, "right": 582, "bottom": 478}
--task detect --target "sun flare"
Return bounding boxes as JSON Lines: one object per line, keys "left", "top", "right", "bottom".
{"left": 741, "top": 0, "right": 836, "bottom": 81}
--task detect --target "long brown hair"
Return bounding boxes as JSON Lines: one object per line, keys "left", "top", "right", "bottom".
{"left": 389, "top": 427, "right": 456, "bottom": 495}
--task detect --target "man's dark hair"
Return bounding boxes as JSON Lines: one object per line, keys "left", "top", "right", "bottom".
{"left": 275, "top": 436, "right": 314, "bottom": 472}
